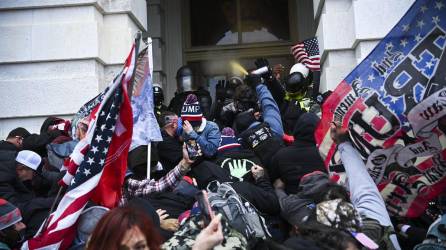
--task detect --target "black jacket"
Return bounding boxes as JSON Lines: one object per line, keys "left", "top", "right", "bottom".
{"left": 280, "top": 99, "right": 307, "bottom": 135}
{"left": 238, "top": 123, "right": 284, "bottom": 173}
{"left": 231, "top": 176, "right": 280, "bottom": 215}
{"left": 0, "top": 143, "right": 18, "bottom": 181}
{"left": 188, "top": 161, "right": 232, "bottom": 190}
{"left": 0, "top": 141, "right": 18, "bottom": 152}
{"left": 270, "top": 113, "right": 326, "bottom": 194}
{"left": 214, "top": 148, "right": 262, "bottom": 182}
{"left": 0, "top": 164, "right": 56, "bottom": 238}
{"left": 157, "top": 131, "right": 183, "bottom": 174}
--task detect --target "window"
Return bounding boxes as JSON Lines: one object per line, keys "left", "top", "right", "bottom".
{"left": 189, "top": 0, "right": 290, "bottom": 47}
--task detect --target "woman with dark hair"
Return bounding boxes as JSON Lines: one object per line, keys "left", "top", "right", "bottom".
{"left": 86, "top": 207, "right": 163, "bottom": 250}
{"left": 87, "top": 207, "right": 224, "bottom": 250}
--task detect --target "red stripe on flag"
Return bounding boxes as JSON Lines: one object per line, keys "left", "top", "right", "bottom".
{"left": 91, "top": 83, "right": 133, "bottom": 208}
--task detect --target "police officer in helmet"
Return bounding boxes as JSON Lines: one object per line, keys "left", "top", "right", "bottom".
{"left": 153, "top": 84, "right": 167, "bottom": 119}
{"left": 281, "top": 63, "right": 314, "bottom": 135}
{"left": 168, "top": 65, "right": 213, "bottom": 119}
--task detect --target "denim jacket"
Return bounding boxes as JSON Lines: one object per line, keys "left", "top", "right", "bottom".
{"left": 248, "top": 84, "right": 284, "bottom": 138}
{"left": 182, "top": 118, "right": 221, "bottom": 157}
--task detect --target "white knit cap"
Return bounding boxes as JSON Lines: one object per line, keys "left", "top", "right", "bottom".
{"left": 16, "top": 150, "right": 41, "bottom": 171}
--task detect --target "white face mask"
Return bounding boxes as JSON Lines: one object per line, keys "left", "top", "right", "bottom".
{"left": 180, "top": 76, "right": 193, "bottom": 92}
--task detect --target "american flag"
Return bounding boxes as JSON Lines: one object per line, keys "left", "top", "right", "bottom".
{"left": 291, "top": 37, "right": 321, "bottom": 71}
{"left": 22, "top": 44, "right": 136, "bottom": 250}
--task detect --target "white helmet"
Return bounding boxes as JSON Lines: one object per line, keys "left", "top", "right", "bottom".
{"left": 289, "top": 63, "right": 310, "bottom": 78}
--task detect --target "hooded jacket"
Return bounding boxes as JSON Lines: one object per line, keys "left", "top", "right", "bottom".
{"left": 214, "top": 148, "right": 262, "bottom": 182}
{"left": 156, "top": 130, "right": 183, "bottom": 175}
{"left": 236, "top": 84, "right": 285, "bottom": 171}
{"left": 270, "top": 113, "right": 326, "bottom": 194}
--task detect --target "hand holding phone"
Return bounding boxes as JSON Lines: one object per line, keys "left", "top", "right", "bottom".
{"left": 186, "top": 140, "right": 200, "bottom": 161}
{"left": 196, "top": 190, "right": 214, "bottom": 227}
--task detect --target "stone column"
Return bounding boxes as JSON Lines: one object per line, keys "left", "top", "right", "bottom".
{"left": 147, "top": 0, "right": 166, "bottom": 95}
{"left": 0, "top": 0, "right": 148, "bottom": 137}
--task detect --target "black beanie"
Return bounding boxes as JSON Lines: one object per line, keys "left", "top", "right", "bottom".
{"left": 7, "top": 127, "right": 30, "bottom": 139}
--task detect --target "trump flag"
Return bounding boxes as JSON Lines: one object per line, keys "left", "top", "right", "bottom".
{"left": 316, "top": 0, "right": 446, "bottom": 218}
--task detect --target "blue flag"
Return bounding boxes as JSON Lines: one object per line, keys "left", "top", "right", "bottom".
{"left": 316, "top": 0, "right": 446, "bottom": 218}
{"left": 130, "top": 47, "right": 162, "bottom": 150}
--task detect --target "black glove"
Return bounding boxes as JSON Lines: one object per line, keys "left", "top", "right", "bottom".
{"left": 254, "top": 58, "right": 269, "bottom": 69}
{"left": 316, "top": 90, "right": 333, "bottom": 105}
{"left": 245, "top": 74, "right": 262, "bottom": 89}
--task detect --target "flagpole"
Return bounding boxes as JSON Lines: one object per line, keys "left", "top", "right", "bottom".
{"left": 38, "top": 186, "right": 64, "bottom": 236}
{"left": 128, "top": 31, "right": 142, "bottom": 99}
{"left": 147, "top": 37, "right": 153, "bottom": 180}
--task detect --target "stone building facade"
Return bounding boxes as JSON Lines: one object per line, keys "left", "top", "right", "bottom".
{"left": 0, "top": 0, "right": 414, "bottom": 137}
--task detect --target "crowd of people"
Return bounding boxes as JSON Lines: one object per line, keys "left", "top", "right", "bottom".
{"left": 0, "top": 58, "right": 445, "bottom": 250}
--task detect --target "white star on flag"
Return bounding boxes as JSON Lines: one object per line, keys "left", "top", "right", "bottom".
{"left": 425, "top": 60, "right": 434, "bottom": 69}
{"left": 432, "top": 16, "right": 440, "bottom": 24}
{"left": 390, "top": 96, "right": 400, "bottom": 104}
{"left": 83, "top": 168, "right": 91, "bottom": 176}
{"left": 368, "top": 74, "right": 375, "bottom": 82}
{"left": 420, "top": 5, "right": 428, "bottom": 12}
{"left": 99, "top": 159, "right": 105, "bottom": 165}
{"left": 400, "top": 39, "right": 408, "bottom": 47}
{"left": 435, "top": 1, "right": 444, "bottom": 10}
{"left": 86, "top": 157, "right": 95, "bottom": 165}
{"left": 95, "top": 135, "right": 103, "bottom": 143}
{"left": 91, "top": 146, "right": 99, "bottom": 154}
{"left": 402, "top": 24, "right": 410, "bottom": 32}
{"left": 106, "top": 136, "right": 112, "bottom": 143}
{"left": 417, "top": 19, "right": 425, "bottom": 28}
{"left": 414, "top": 34, "right": 422, "bottom": 42}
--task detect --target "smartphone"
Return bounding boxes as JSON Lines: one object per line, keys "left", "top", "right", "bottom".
{"left": 186, "top": 140, "right": 199, "bottom": 160}
{"left": 196, "top": 190, "right": 214, "bottom": 226}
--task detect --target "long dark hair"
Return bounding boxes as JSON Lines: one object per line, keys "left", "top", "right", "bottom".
{"left": 86, "top": 207, "right": 162, "bottom": 250}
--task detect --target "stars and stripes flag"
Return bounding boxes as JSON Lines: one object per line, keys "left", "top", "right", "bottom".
{"left": 291, "top": 37, "right": 321, "bottom": 71}
{"left": 22, "top": 44, "right": 136, "bottom": 250}
{"left": 315, "top": 0, "right": 446, "bottom": 218}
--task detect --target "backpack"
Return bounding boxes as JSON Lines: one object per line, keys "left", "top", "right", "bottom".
{"left": 206, "top": 181, "right": 271, "bottom": 243}
{"left": 162, "top": 213, "right": 248, "bottom": 250}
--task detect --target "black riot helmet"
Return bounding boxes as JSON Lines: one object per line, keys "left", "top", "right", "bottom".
{"left": 226, "top": 76, "right": 242, "bottom": 100}
{"left": 286, "top": 63, "right": 312, "bottom": 94}
{"left": 153, "top": 85, "right": 164, "bottom": 106}
{"left": 176, "top": 65, "right": 198, "bottom": 93}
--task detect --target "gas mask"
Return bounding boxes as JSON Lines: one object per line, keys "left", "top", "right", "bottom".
{"left": 176, "top": 66, "right": 199, "bottom": 93}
